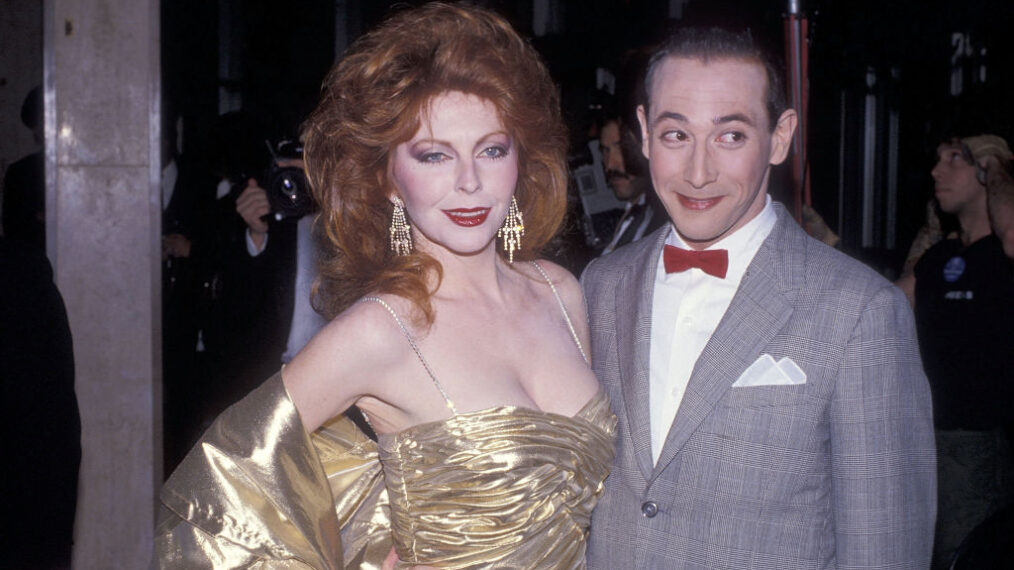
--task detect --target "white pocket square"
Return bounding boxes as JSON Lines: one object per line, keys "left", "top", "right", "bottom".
{"left": 732, "top": 354, "right": 807, "bottom": 387}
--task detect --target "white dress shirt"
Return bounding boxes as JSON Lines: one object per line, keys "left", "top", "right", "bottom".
{"left": 649, "top": 196, "right": 777, "bottom": 463}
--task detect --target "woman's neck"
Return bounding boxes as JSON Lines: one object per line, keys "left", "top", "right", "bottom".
{"left": 426, "top": 244, "right": 518, "bottom": 304}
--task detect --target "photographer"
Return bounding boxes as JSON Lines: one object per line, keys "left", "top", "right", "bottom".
{"left": 222, "top": 149, "right": 380, "bottom": 440}
{"left": 234, "top": 153, "right": 326, "bottom": 366}
{"left": 235, "top": 156, "right": 304, "bottom": 252}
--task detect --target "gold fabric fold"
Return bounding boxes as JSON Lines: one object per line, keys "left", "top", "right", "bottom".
{"left": 378, "top": 391, "right": 617, "bottom": 569}
{"left": 154, "top": 373, "right": 615, "bottom": 569}
{"left": 154, "top": 373, "right": 391, "bottom": 569}
{"left": 313, "top": 409, "right": 391, "bottom": 569}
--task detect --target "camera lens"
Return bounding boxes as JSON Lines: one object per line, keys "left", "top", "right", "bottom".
{"left": 280, "top": 174, "right": 298, "bottom": 199}
{"left": 267, "top": 166, "right": 314, "bottom": 220}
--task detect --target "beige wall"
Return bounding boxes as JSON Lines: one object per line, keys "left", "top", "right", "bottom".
{"left": 44, "top": 0, "right": 162, "bottom": 566}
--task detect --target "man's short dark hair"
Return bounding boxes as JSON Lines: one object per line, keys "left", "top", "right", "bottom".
{"left": 643, "top": 27, "right": 788, "bottom": 131}
{"left": 20, "top": 86, "right": 42, "bottom": 131}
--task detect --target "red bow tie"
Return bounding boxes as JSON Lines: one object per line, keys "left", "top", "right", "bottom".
{"left": 663, "top": 245, "right": 729, "bottom": 278}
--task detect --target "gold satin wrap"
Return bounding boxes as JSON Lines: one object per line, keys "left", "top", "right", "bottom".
{"left": 155, "top": 373, "right": 391, "bottom": 569}
{"left": 154, "top": 373, "right": 616, "bottom": 569}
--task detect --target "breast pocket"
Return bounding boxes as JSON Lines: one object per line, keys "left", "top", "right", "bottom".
{"left": 724, "top": 383, "right": 812, "bottom": 408}
{"left": 710, "top": 381, "right": 826, "bottom": 457}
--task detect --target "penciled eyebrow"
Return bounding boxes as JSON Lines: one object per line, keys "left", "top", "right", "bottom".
{"left": 409, "top": 131, "right": 511, "bottom": 149}
{"left": 651, "top": 111, "right": 755, "bottom": 129}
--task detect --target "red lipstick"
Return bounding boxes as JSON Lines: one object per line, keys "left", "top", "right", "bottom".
{"left": 442, "top": 207, "right": 490, "bottom": 227}
{"left": 677, "top": 194, "right": 723, "bottom": 211}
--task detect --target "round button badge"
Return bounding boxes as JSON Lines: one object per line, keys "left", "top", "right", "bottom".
{"left": 942, "top": 256, "right": 965, "bottom": 283}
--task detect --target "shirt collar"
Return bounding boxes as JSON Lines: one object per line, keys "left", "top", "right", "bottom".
{"left": 625, "top": 192, "right": 647, "bottom": 212}
{"left": 664, "top": 195, "right": 776, "bottom": 285}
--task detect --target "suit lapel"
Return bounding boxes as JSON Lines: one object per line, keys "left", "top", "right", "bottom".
{"left": 615, "top": 228, "right": 669, "bottom": 481}
{"left": 650, "top": 210, "right": 802, "bottom": 481}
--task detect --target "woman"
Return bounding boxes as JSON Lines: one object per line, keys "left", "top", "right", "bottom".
{"left": 155, "top": 4, "right": 615, "bottom": 568}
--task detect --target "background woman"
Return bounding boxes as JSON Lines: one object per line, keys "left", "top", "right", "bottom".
{"left": 155, "top": 3, "right": 615, "bottom": 568}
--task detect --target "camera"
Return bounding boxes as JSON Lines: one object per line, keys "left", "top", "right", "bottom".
{"left": 264, "top": 139, "right": 315, "bottom": 221}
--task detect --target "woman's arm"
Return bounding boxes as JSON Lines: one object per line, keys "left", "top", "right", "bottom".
{"left": 282, "top": 297, "right": 409, "bottom": 433}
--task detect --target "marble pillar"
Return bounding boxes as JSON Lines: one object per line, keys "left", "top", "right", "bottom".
{"left": 45, "top": 0, "right": 161, "bottom": 566}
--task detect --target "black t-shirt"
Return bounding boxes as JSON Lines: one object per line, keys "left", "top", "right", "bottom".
{"left": 914, "top": 234, "right": 1014, "bottom": 430}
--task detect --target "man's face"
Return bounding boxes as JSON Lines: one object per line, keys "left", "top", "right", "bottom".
{"left": 637, "top": 57, "right": 796, "bottom": 250}
{"left": 931, "top": 142, "right": 985, "bottom": 217}
{"left": 599, "top": 120, "right": 636, "bottom": 200}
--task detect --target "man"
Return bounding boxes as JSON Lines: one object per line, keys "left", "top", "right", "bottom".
{"left": 1, "top": 236, "right": 80, "bottom": 568}
{"left": 211, "top": 157, "right": 324, "bottom": 412}
{"left": 582, "top": 27, "right": 936, "bottom": 569}
{"left": 908, "top": 135, "right": 1014, "bottom": 568}
{"left": 2, "top": 87, "right": 45, "bottom": 251}
{"left": 896, "top": 136, "right": 1014, "bottom": 300}
{"left": 233, "top": 159, "right": 327, "bottom": 368}
{"left": 598, "top": 115, "right": 669, "bottom": 255}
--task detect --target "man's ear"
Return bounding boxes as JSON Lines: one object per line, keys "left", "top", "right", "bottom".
{"left": 768, "top": 108, "right": 798, "bottom": 166}
{"left": 637, "top": 104, "right": 650, "bottom": 160}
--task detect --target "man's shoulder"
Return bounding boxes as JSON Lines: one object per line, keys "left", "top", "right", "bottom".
{"left": 585, "top": 226, "right": 665, "bottom": 278}
{"left": 811, "top": 235, "right": 887, "bottom": 283}
{"left": 764, "top": 210, "right": 893, "bottom": 295}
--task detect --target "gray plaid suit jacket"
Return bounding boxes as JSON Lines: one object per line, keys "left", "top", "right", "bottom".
{"left": 582, "top": 203, "right": 936, "bottom": 569}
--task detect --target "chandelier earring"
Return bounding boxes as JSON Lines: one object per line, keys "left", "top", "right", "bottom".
{"left": 497, "top": 196, "right": 525, "bottom": 263}
{"left": 389, "top": 196, "right": 413, "bottom": 255}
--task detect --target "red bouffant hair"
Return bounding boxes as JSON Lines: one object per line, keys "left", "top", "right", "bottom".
{"left": 303, "top": 2, "right": 568, "bottom": 325}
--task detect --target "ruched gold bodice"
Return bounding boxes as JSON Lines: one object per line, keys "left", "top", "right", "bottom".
{"left": 378, "top": 393, "right": 616, "bottom": 569}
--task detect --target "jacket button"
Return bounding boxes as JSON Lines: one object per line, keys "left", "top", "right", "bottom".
{"left": 641, "top": 501, "right": 658, "bottom": 518}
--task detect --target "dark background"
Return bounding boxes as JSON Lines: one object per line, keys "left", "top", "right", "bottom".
{"left": 161, "top": 0, "right": 1014, "bottom": 275}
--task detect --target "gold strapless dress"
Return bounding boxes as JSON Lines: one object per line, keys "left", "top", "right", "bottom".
{"left": 379, "top": 392, "right": 615, "bottom": 569}
{"left": 154, "top": 374, "right": 616, "bottom": 569}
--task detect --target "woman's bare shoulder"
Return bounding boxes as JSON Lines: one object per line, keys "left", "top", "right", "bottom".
{"left": 304, "top": 295, "right": 413, "bottom": 361}
{"left": 281, "top": 294, "right": 417, "bottom": 431}
{"left": 523, "top": 259, "right": 585, "bottom": 308}
{"left": 520, "top": 260, "right": 589, "bottom": 342}
{"left": 519, "top": 259, "right": 579, "bottom": 291}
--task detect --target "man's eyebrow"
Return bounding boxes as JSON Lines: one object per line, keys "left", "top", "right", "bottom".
{"left": 715, "top": 113, "right": 754, "bottom": 126}
{"left": 651, "top": 111, "right": 688, "bottom": 129}
{"left": 651, "top": 111, "right": 756, "bottom": 128}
